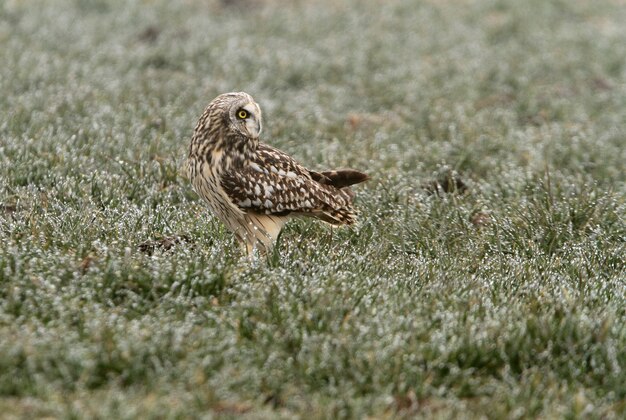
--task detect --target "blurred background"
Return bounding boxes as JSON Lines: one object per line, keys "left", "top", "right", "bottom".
{"left": 3, "top": 0, "right": 625, "bottom": 180}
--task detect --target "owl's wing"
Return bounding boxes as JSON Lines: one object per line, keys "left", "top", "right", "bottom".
{"left": 257, "top": 144, "right": 369, "bottom": 188}
{"left": 255, "top": 144, "right": 312, "bottom": 179}
{"left": 220, "top": 152, "right": 356, "bottom": 225}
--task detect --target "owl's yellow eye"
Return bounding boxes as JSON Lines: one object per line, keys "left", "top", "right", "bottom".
{"left": 237, "top": 110, "right": 248, "bottom": 119}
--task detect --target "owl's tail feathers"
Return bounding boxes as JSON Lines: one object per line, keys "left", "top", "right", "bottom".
{"left": 311, "top": 169, "right": 369, "bottom": 188}
{"left": 314, "top": 207, "right": 358, "bottom": 226}
{"left": 303, "top": 169, "right": 367, "bottom": 226}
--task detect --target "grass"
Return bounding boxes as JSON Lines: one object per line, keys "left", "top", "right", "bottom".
{"left": 1, "top": 0, "right": 625, "bottom": 417}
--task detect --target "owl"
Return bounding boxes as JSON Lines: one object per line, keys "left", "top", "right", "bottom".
{"left": 186, "top": 92, "right": 368, "bottom": 255}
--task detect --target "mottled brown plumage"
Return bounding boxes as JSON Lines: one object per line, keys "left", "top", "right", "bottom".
{"left": 187, "top": 92, "right": 368, "bottom": 255}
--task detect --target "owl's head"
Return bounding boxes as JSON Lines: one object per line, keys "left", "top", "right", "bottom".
{"left": 210, "top": 92, "right": 262, "bottom": 140}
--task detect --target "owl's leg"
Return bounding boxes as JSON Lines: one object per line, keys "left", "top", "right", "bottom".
{"left": 245, "top": 241, "right": 256, "bottom": 258}
{"left": 242, "top": 214, "right": 287, "bottom": 259}
{"left": 239, "top": 236, "right": 272, "bottom": 261}
{"left": 235, "top": 221, "right": 271, "bottom": 260}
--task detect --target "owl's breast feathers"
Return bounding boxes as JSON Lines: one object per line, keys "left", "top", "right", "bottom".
{"left": 220, "top": 144, "right": 368, "bottom": 225}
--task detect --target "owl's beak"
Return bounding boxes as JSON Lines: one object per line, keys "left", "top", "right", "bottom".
{"left": 245, "top": 118, "right": 261, "bottom": 139}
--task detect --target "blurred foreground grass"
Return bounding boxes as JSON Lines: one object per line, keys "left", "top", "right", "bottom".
{"left": 1, "top": 0, "right": 625, "bottom": 418}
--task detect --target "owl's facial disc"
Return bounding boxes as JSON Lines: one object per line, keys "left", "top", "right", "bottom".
{"left": 235, "top": 102, "right": 262, "bottom": 139}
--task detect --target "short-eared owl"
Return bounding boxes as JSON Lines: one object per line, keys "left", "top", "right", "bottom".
{"left": 187, "top": 92, "right": 368, "bottom": 255}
